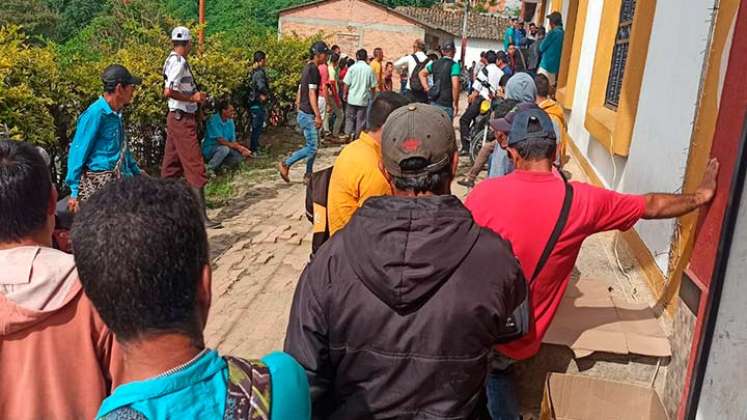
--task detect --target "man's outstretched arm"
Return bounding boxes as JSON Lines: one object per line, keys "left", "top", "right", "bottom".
{"left": 643, "top": 158, "right": 719, "bottom": 219}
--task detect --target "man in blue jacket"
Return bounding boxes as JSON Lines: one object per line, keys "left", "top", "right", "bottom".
{"left": 539, "top": 12, "right": 565, "bottom": 86}
{"left": 65, "top": 64, "right": 142, "bottom": 212}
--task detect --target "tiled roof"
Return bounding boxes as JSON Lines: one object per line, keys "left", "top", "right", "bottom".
{"left": 396, "top": 6, "right": 509, "bottom": 40}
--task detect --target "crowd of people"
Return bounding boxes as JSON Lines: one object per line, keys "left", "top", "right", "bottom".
{"left": 0, "top": 11, "right": 723, "bottom": 420}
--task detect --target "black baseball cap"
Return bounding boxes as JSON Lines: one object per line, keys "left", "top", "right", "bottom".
{"left": 442, "top": 41, "right": 456, "bottom": 52}
{"left": 508, "top": 108, "right": 557, "bottom": 146}
{"left": 311, "top": 41, "right": 330, "bottom": 55}
{"left": 382, "top": 104, "right": 456, "bottom": 177}
{"left": 102, "top": 64, "right": 142, "bottom": 88}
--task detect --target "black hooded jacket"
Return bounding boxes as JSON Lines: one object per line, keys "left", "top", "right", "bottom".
{"left": 284, "top": 195, "right": 526, "bottom": 419}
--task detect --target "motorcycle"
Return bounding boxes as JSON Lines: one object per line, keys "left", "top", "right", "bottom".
{"left": 468, "top": 99, "right": 497, "bottom": 165}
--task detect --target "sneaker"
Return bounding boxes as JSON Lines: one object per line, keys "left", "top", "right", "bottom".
{"left": 205, "top": 219, "right": 224, "bottom": 229}
{"left": 303, "top": 173, "right": 311, "bottom": 186}
{"left": 459, "top": 149, "right": 469, "bottom": 157}
{"left": 278, "top": 161, "right": 290, "bottom": 183}
{"left": 457, "top": 178, "right": 475, "bottom": 188}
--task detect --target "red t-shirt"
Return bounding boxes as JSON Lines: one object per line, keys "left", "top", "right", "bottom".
{"left": 465, "top": 170, "right": 646, "bottom": 360}
{"left": 318, "top": 63, "right": 330, "bottom": 97}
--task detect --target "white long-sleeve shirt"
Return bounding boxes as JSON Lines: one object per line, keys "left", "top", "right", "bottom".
{"left": 394, "top": 51, "right": 428, "bottom": 90}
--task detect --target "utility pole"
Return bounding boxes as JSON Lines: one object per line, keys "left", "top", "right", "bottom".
{"left": 198, "top": 0, "right": 206, "bottom": 49}
{"left": 460, "top": 0, "right": 469, "bottom": 64}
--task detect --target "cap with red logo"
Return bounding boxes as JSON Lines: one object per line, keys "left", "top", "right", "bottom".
{"left": 381, "top": 103, "right": 457, "bottom": 177}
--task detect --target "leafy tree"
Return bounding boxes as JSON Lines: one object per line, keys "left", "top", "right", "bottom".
{"left": 0, "top": 0, "right": 59, "bottom": 41}
{"left": 43, "top": 0, "right": 108, "bottom": 41}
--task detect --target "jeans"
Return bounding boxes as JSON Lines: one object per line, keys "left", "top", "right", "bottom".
{"left": 431, "top": 104, "right": 454, "bottom": 121}
{"left": 488, "top": 145, "right": 514, "bottom": 178}
{"left": 486, "top": 354, "right": 520, "bottom": 420}
{"left": 206, "top": 145, "right": 243, "bottom": 171}
{"left": 285, "top": 111, "right": 318, "bottom": 175}
{"left": 345, "top": 104, "right": 367, "bottom": 139}
{"left": 250, "top": 106, "right": 265, "bottom": 153}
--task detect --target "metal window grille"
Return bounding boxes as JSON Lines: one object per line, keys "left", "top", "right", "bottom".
{"left": 604, "top": 0, "right": 637, "bottom": 110}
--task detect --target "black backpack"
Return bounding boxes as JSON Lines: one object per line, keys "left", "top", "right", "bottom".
{"left": 409, "top": 54, "right": 431, "bottom": 93}
{"left": 305, "top": 166, "right": 334, "bottom": 255}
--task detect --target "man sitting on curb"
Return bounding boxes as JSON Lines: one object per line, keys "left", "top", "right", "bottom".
{"left": 202, "top": 101, "right": 252, "bottom": 175}
{"left": 465, "top": 108, "right": 719, "bottom": 419}
{"left": 0, "top": 140, "right": 122, "bottom": 419}
{"left": 72, "top": 177, "right": 310, "bottom": 419}
{"left": 285, "top": 104, "right": 526, "bottom": 419}
{"left": 327, "top": 91, "right": 410, "bottom": 236}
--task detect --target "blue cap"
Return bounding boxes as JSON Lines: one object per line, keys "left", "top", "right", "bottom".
{"left": 506, "top": 108, "right": 556, "bottom": 146}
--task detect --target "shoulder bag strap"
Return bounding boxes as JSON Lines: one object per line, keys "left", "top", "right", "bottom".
{"left": 529, "top": 169, "right": 574, "bottom": 285}
{"left": 412, "top": 54, "right": 421, "bottom": 66}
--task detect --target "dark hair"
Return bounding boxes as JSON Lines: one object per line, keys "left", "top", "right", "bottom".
{"left": 486, "top": 51, "right": 498, "bottom": 64}
{"left": 549, "top": 13, "right": 563, "bottom": 27}
{"left": 391, "top": 157, "right": 453, "bottom": 195}
{"left": 347, "top": 58, "right": 355, "bottom": 67}
{"left": 538, "top": 26, "right": 547, "bottom": 36}
{"left": 367, "top": 92, "right": 410, "bottom": 132}
{"left": 508, "top": 42, "right": 516, "bottom": 48}
{"left": 499, "top": 73, "right": 511, "bottom": 87}
{"left": 374, "top": 47, "right": 383, "bottom": 54}
{"left": 512, "top": 119, "right": 556, "bottom": 161}
{"left": 535, "top": 73, "right": 551, "bottom": 97}
{"left": 173, "top": 40, "right": 189, "bottom": 48}
{"left": 71, "top": 177, "right": 209, "bottom": 342}
{"left": 529, "top": 22, "right": 537, "bottom": 27}
{"left": 215, "top": 99, "right": 233, "bottom": 114}
{"left": 356, "top": 49, "right": 368, "bottom": 61}
{"left": 0, "top": 140, "right": 51, "bottom": 243}
{"left": 253, "top": 50, "right": 266, "bottom": 63}
{"left": 331, "top": 44, "right": 340, "bottom": 51}
{"left": 330, "top": 53, "right": 340, "bottom": 65}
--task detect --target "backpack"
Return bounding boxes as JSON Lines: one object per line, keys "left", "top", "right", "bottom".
{"left": 305, "top": 166, "right": 334, "bottom": 254}
{"left": 99, "top": 356, "right": 272, "bottom": 420}
{"left": 224, "top": 356, "right": 272, "bottom": 419}
{"left": 408, "top": 54, "right": 431, "bottom": 93}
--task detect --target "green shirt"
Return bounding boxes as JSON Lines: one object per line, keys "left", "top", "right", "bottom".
{"left": 343, "top": 61, "right": 377, "bottom": 107}
{"left": 426, "top": 60, "right": 461, "bottom": 77}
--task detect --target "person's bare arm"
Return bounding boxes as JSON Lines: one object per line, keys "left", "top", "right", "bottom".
{"left": 419, "top": 68, "right": 430, "bottom": 92}
{"left": 164, "top": 89, "right": 206, "bottom": 103}
{"left": 643, "top": 158, "right": 719, "bottom": 219}
{"left": 309, "top": 87, "right": 322, "bottom": 128}
{"left": 451, "top": 76, "right": 460, "bottom": 115}
{"left": 295, "top": 85, "right": 301, "bottom": 109}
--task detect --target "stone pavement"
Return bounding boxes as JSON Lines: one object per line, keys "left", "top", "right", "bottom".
{"left": 203, "top": 144, "right": 338, "bottom": 357}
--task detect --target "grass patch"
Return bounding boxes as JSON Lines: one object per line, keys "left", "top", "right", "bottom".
{"left": 205, "top": 127, "right": 304, "bottom": 208}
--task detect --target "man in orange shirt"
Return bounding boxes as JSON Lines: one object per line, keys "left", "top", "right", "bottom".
{"left": 327, "top": 92, "right": 410, "bottom": 235}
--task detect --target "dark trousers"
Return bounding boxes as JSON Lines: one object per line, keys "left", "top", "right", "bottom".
{"left": 460, "top": 98, "right": 483, "bottom": 152}
{"left": 161, "top": 111, "right": 207, "bottom": 188}
{"left": 407, "top": 90, "right": 429, "bottom": 104}
{"left": 249, "top": 106, "right": 265, "bottom": 152}
{"left": 345, "top": 104, "right": 367, "bottom": 139}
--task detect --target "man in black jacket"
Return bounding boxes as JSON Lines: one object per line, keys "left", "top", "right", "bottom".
{"left": 248, "top": 50, "right": 270, "bottom": 154}
{"left": 284, "top": 103, "right": 526, "bottom": 419}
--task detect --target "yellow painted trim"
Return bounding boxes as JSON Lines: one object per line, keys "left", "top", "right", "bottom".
{"left": 557, "top": 0, "right": 588, "bottom": 110}
{"left": 659, "top": 1, "right": 740, "bottom": 312}
{"left": 566, "top": 128, "right": 668, "bottom": 304}
{"left": 551, "top": 0, "right": 562, "bottom": 12}
{"left": 584, "top": 0, "right": 657, "bottom": 157}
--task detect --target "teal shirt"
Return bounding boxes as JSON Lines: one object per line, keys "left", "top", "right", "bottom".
{"left": 202, "top": 113, "right": 236, "bottom": 157}
{"left": 65, "top": 96, "right": 141, "bottom": 198}
{"left": 540, "top": 26, "right": 565, "bottom": 74}
{"left": 97, "top": 350, "right": 310, "bottom": 420}
{"left": 342, "top": 61, "right": 377, "bottom": 107}
{"left": 504, "top": 27, "right": 514, "bottom": 50}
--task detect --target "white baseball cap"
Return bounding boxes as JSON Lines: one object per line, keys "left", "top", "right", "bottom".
{"left": 171, "top": 26, "right": 192, "bottom": 42}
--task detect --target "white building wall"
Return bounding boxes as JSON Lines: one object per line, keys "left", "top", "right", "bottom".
{"left": 456, "top": 37, "right": 503, "bottom": 66}
{"left": 567, "top": 0, "right": 715, "bottom": 275}
{"left": 620, "top": 0, "right": 715, "bottom": 273}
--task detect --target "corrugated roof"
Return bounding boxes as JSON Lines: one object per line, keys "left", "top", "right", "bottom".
{"left": 396, "top": 6, "right": 509, "bottom": 40}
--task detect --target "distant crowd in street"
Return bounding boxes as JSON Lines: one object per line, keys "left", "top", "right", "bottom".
{"left": 0, "top": 10, "right": 723, "bottom": 420}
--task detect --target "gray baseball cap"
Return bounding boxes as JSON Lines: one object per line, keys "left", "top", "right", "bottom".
{"left": 381, "top": 104, "right": 457, "bottom": 177}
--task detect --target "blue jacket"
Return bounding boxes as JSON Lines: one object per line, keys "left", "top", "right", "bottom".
{"left": 540, "top": 26, "right": 565, "bottom": 74}
{"left": 65, "top": 96, "right": 140, "bottom": 198}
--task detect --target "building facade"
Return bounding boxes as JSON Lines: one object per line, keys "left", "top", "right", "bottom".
{"left": 278, "top": 0, "right": 455, "bottom": 62}
{"left": 545, "top": 0, "right": 747, "bottom": 417}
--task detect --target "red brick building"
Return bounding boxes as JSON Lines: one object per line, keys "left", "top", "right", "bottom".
{"left": 278, "top": 0, "right": 456, "bottom": 62}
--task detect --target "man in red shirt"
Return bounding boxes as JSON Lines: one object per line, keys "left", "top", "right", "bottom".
{"left": 465, "top": 108, "right": 719, "bottom": 419}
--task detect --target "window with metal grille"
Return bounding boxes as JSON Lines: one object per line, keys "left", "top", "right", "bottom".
{"left": 604, "top": 0, "right": 637, "bottom": 110}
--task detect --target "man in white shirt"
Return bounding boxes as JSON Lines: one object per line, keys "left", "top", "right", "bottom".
{"left": 458, "top": 50, "right": 503, "bottom": 154}
{"left": 393, "top": 39, "right": 429, "bottom": 103}
{"left": 160, "top": 26, "right": 221, "bottom": 229}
